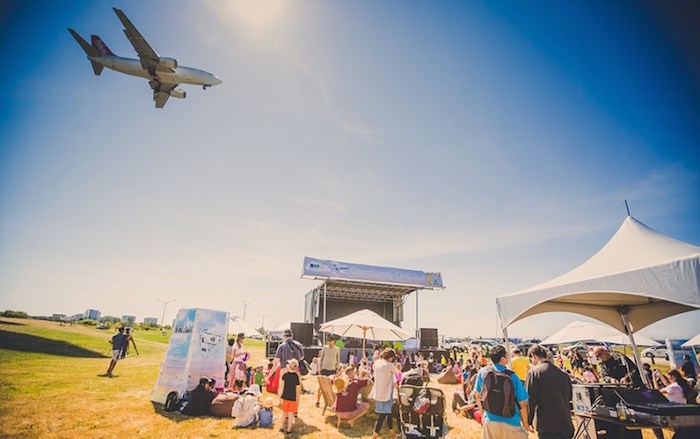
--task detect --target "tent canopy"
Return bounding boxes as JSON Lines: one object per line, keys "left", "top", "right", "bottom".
{"left": 682, "top": 332, "right": 700, "bottom": 348}
{"left": 229, "top": 315, "right": 261, "bottom": 338}
{"left": 541, "top": 321, "right": 660, "bottom": 346}
{"left": 497, "top": 216, "right": 700, "bottom": 333}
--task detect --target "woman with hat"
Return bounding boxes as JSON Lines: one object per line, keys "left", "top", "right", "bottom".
{"left": 228, "top": 332, "right": 249, "bottom": 389}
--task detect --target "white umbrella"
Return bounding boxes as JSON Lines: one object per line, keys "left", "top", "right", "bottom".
{"left": 319, "top": 309, "right": 412, "bottom": 358}
{"left": 229, "top": 315, "right": 261, "bottom": 338}
{"left": 541, "top": 321, "right": 660, "bottom": 346}
{"left": 682, "top": 333, "right": 700, "bottom": 348}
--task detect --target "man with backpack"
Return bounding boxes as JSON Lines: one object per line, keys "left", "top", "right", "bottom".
{"left": 474, "top": 344, "right": 531, "bottom": 439}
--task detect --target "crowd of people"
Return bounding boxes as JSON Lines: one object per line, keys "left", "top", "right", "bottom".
{"left": 163, "top": 328, "right": 700, "bottom": 439}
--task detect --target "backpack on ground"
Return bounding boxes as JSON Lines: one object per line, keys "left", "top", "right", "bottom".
{"left": 480, "top": 367, "right": 516, "bottom": 418}
{"left": 164, "top": 391, "right": 182, "bottom": 412}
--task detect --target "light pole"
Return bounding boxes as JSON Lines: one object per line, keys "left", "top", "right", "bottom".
{"left": 258, "top": 313, "right": 270, "bottom": 331}
{"left": 158, "top": 299, "right": 176, "bottom": 327}
{"left": 241, "top": 300, "right": 252, "bottom": 321}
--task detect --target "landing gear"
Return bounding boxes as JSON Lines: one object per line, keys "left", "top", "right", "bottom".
{"left": 203, "top": 84, "right": 210, "bottom": 90}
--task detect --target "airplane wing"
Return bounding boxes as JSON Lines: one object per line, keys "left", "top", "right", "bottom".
{"left": 152, "top": 82, "right": 178, "bottom": 109}
{"left": 112, "top": 7, "right": 172, "bottom": 74}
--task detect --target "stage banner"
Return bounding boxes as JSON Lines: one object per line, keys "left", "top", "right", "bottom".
{"left": 302, "top": 257, "right": 444, "bottom": 288}
{"left": 151, "top": 308, "right": 228, "bottom": 404}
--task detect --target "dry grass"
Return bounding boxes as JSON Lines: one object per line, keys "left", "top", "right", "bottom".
{"left": 0, "top": 317, "right": 673, "bottom": 438}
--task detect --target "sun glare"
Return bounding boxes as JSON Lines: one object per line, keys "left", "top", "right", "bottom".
{"left": 230, "top": 0, "right": 286, "bottom": 32}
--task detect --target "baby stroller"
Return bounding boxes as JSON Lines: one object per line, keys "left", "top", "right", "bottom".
{"left": 397, "top": 384, "right": 447, "bottom": 438}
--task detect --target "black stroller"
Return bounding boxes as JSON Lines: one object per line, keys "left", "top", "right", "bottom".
{"left": 397, "top": 384, "right": 447, "bottom": 438}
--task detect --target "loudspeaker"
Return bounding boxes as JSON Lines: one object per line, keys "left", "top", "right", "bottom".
{"left": 265, "top": 341, "right": 280, "bottom": 358}
{"left": 419, "top": 328, "right": 438, "bottom": 349}
{"left": 290, "top": 322, "right": 314, "bottom": 346}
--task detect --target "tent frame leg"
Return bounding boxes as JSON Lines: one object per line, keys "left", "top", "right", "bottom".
{"left": 619, "top": 310, "right": 650, "bottom": 388}
{"left": 503, "top": 326, "right": 512, "bottom": 368}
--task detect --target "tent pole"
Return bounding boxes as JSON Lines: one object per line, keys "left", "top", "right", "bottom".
{"left": 363, "top": 327, "right": 367, "bottom": 359}
{"left": 503, "top": 325, "right": 513, "bottom": 368}
{"left": 620, "top": 310, "right": 650, "bottom": 388}
{"left": 323, "top": 282, "right": 327, "bottom": 345}
{"left": 415, "top": 290, "right": 419, "bottom": 340}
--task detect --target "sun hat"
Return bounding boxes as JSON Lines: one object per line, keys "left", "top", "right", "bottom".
{"left": 333, "top": 376, "right": 348, "bottom": 393}
{"left": 246, "top": 384, "right": 262, "bottom": 397}
{"left": 263, "top": 397, "right": 274, "bottom": 408}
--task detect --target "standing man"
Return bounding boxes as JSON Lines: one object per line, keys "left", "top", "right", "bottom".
{"left": 316, "top": 335, "right": 341, "bottom": 407}
{"left": 274, "top": 329, "right": 308, "bottom": 394}
{"left": 474, "top": 344, "right": 531, "bottom": 439}
{"left": 526, "top": 344, "right": 574, "bottom": 439}
{"left": 104, "top": 327, "right": 127, "bottom": 377}
{"left": 511, "top": 347, "right": 530, "bottom": 383}
{"left": 593, "top": 346, "right": 644, "bottom": 387}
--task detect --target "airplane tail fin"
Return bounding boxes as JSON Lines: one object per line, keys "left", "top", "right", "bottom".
{"left": 91, "top": 35, "right": 115, "bottom": 56}
{"left": 67, "top": 28, "right": 103, "bottom": 76}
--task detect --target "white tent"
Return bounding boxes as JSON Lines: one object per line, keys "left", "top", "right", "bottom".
{"left": 682, "top": 333, "right": 700, "bottom": 348}
{"left": 541, "top": 321, "right": 660, "bottom": 346}
{"left": 496, "top": 215, "right": 700, "bottom": 386}
{"left": 229, "top": 315, "right": 261, "bottom": 338}
{"left": 270, "top": 322, "right": 292, "bottom": 334}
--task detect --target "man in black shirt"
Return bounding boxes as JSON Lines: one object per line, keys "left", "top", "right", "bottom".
{"left": 593, "top": 347, "right": 644, "bottom": 388}
{"left": 181, "top": 378, "right": 215, "bottom": 416}
{"left": 681, "top": 354, "right": 697, "bottom": 382}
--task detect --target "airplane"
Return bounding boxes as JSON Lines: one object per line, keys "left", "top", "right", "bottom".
{"left": 68, "top": 7, "right": 222, "bottom": 108}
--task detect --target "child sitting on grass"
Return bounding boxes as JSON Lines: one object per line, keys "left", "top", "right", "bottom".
{"left": 279, "top": 359, "right": 301, "bottom": 436}
{"left": 259, "top": 397, "right": 275, "bottom": 428}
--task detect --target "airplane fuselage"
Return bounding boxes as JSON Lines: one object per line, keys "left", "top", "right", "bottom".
{"left": 90, "top": 55, "right": 221, "bottom": 87}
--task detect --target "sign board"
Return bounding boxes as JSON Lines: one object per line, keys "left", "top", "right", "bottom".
{"left": 666, "top": 339, "right": 699, "bottom": 375}
{"left": 302, "top": 257, "right": 444, "bottom": 288}
{"left": 151, "top": 308, "right": 229, "bottom": 404}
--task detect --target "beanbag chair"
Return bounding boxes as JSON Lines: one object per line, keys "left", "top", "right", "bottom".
{"left": 437, "top": 369, "right": 459, "bottom": 384}
{"left": 209, "top": 392, "right": 239, "bottom": 417}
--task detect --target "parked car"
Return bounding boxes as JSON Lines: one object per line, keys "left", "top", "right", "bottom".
{"left": 96, "top": 323, "right": 109, "bottom": 330}
{"left": 561, "top": 341, "right": 610, "bottom": 356}
{"left": 641, "top": 346, "right": 668, "bottom": 360}
{"left": 468, "top": 339, "right": 499, "bottom": 349}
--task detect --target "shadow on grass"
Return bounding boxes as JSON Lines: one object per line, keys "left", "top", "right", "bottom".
{"left": 149, "top": 401, "right": 322, "bottom": 434}
{"left": 0, "top": 330, "right": 108, "bottom": 358}
{"left": 0, "top": 320, "right": 27, "bottom": 326}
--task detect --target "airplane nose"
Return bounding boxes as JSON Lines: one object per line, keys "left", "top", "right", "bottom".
{"left": 213, "top": 77, "right": 223, "bottom": 85}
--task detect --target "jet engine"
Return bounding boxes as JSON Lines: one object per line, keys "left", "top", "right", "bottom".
{"left": 159, "top": 57, "right": 178, "bottom": 69}
{"left": 170, "top": 89, "right": 186, "bottom": 99}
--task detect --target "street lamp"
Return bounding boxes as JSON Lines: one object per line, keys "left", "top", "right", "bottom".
{"left": 258, "top": 313, "right": 270, "bottom": 330}
{"left": 241, "top": 300, "right": 252, "bottom": 321}
{"left": 158, "top": 299, "right": 176, "bottom": 327}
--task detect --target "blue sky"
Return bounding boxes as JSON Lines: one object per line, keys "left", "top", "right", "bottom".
{"left": 1, "top": 1, "right": 699, "bottom": 339}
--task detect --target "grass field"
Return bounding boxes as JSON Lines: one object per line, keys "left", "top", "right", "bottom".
{"left": 0, "top": 317, "right": 673, "bottom": 438}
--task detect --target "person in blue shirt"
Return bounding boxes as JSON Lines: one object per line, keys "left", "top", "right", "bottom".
{"left": 474, "top": 344, "right": 531, "bottom": 439}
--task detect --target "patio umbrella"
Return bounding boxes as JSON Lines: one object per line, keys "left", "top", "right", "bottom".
{"left": 541, "top": 321, "right": 660, "bottom": 346}
{"left": 319, "top": 309, "right": 411, "bottom": 358}
{"left": 229, "top": 315, "right": 261, "bottom": 338}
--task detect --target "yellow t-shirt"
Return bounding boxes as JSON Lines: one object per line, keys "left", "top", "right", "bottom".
{"left": 511, "top": 355, "right": 530, "bottom": 381}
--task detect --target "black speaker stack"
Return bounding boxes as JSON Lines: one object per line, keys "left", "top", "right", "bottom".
{"left": 290, "top": 322, "right": 314, "bottom": 346}
{"left": 419, "top": 328, "right": 438, "bottom": 349}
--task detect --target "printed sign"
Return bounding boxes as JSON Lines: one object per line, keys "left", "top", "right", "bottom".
{"left": 302, "top": 257, "right": 444, "bottom": 288}
{"left": 151, "top": 308, "right": 228, "bottom": 404}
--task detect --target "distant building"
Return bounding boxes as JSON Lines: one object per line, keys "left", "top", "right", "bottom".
{"left": 143, "top": 317, "right": 158, "bottom": 325}
{"left": 70, "top": 313, "right": 84, "bottom": 321}
{"left": 122, "top": 315, "right": 136, "bottom": 324}
{"left": 51, "top": 313, "right": 66, "bottom": 321}
{"left": 84, "top": 309, "right": 101, "bottom": 320}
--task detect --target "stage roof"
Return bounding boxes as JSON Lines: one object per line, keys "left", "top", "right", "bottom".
{"left": 301, "top": 257, "right": 445, "bottom": 297}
